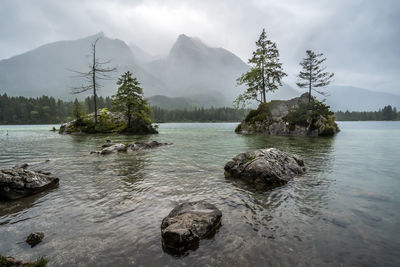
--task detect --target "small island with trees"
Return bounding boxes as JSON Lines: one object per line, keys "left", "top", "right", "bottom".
{"left": 59, "top": 37, "right": 157, "bottom": 135}
{"left": 234, "top": 29, "right": 339, "bottom": 137}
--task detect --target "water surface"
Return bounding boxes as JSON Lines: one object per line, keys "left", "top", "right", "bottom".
{"left": 0, "top": 122, "right": 399, "bottom": 266}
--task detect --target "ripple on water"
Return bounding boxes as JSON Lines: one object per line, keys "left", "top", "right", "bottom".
{"left": 0, "top": 122, "right": 399, "bottom": 266}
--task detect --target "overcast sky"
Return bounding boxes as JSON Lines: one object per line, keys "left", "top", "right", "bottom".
{"left": 0, "top": 0, "right": 399, "bottom": 94}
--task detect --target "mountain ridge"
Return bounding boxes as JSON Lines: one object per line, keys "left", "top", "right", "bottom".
{"left": 0, "top": 32, "right": 397, "bottom": 110}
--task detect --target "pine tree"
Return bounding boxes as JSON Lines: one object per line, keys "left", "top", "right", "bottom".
{"left": 72, "top": 98, "right": 81, "bottom": 120}
{"left": 235, "top": 29, "right": 287, "bottom": 107}
{"left": 296, "top": 50, "right": 334, "bottom": 102}
{"left": 112, "top": 71, "right": 151, "bottom": 129}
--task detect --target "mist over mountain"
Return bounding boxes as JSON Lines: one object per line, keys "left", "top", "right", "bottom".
{"left": 0, "top": 32, "right": 166, "bottom": 99}
{"left": 0, "top": 32, "right": 398, "bottom": 110}
{"left": 322, "top": 85, "right": 400, "bottom": 111}
{"left": 0, "top": 32, "right": 298, "bottom": 107}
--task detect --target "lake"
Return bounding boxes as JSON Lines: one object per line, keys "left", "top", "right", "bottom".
{"left": 0, "top": 122, "right": 399, "bottom": 266}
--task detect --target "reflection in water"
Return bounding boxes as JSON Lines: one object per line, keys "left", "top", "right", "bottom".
{"left": 0, "top": 123, "right": 399, "bottom": 266}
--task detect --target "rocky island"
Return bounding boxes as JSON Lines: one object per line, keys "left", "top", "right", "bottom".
{"left": 235, "top": 93, "right": 340, "bottom": 136}
{"left": 59, "top": 108, "right": 158, "bottom": 135}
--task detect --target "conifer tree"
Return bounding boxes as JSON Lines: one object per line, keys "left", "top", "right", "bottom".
{"left": 235, "top": 29, "right": 287, "bottom": 107}
{"left": 296, "top": 50, "right": 334, "bottom": 102}
{"left": 112, "top": 71, "right": 151, "bottom": 129}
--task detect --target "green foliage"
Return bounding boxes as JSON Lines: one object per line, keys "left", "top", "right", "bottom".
{"left": 72, "top": 98, "right": 82, "bottom": 120}
{"left": 335, "top": 105, "right": 399, "bottom": 121}
{"left": 0, "top": 255, "right": 48, "bottom": 267}
{"left": 296, "top": 50, "right": 334, "bottom": 100}
{"left": 26, "top": 257, "right": 48, "bottom": 267}
{"left": 112, "top": 71, "right": 153, "bottom": 132}
{"left": 151, "top": 106, "right": 249, "bottom": 123}
{"left": 284, "top": 98, "right": 335, "bottom": 130}
{"left": 244, "top": 102, "right": 271, "bottom": 124}
{"left": 235, "top": 28, "right": 287, "bottom": 107}
{"left": 51, "top": 126, "right": 56, "bottom": 131}
{"left": 0, "top": 94, "right": 112, "bottom": 125}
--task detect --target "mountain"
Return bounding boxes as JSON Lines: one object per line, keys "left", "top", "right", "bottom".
{"left": 0, "top": 32, "right": 166, "bottom": 99}
{"left": 322, "top": 85, "right": 400, "bottom": 111}
{"left": 143, "top": 34, "right": 299, "bottom": 106}
{"left": 4, "top": 32, "right": 395, "bottom": 111}
{"left": 129, "top": 43, "right": 160, "bottom": 63}
{"left": 147, "top": 95, "right": 201, "bottom": 110}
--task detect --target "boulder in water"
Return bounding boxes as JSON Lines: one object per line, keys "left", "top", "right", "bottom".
{"left": 161, "top": 201, "right": 222, "bottom": 254}
{"left": 26, "top": 232, "right": 44, "bottom": 247}
{"left": 0, "top": 167, "right": 59, "bottom": 200}
{"left": 224, "top": 148, "right": 305, "bottom": 188}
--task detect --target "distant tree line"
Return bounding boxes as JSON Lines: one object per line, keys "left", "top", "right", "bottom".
{"left": 0, "top": 94, "right": 111, "bottom": 124}
{"left": 335, "top": 105, "right": 399, "bottom": 121}
{"left": 0, "top": 94, "right": 248, "bottom": 124}
{"left": 1, "top": 93, "right": 398, "bottom": 124}
{"left": 151, "top": 106, "right": 249, "bottom": 122}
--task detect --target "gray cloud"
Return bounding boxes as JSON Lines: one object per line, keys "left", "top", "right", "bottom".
{"left": 0, "top": 0, "right": 399, "bottom": 94}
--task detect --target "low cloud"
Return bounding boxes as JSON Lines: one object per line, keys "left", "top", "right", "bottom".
{"left": 0, "top": 0, "right": 399, "bottom": 93}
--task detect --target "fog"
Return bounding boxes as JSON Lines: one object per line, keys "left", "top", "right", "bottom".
{"left": 0, "top": 0, "right": 399, "bottom": 94}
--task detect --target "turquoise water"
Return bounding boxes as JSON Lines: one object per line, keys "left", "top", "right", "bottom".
{"left": 0, "top": 122, "right": 399, "bottom": 266}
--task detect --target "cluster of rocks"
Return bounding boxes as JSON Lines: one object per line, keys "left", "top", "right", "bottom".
{"left": 92, "top": 140, "right": 172, "bottom": 155}
{"left": 236, "top": 93, "right": 339, "bottom": 136}
{"left": 3, "top": 139, "right": 307, "bottom": 257}
{"left": 0, "top": 164, "right": 59, "bottom": 200}
{"left": 160, "top": 148, "right": 306, "bottom": 254}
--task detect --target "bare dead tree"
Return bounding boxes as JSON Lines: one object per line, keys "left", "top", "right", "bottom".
{"left": 71, "top": 37, "right": 116, "bottom": 124}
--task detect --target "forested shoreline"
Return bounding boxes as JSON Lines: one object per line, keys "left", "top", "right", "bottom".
{"left": 0, "top": 94, "right": 399, "bottom": 124}
{"left": 0, "top": 94, "right": 248, "bottom": 124}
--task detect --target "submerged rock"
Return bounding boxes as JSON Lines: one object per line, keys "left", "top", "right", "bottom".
{"left": 100, "top": 144, "right": 127, "bottom": 155}
{"left": 161, "top": 201, "right": 222, "bottom": 254}
{"left": 224, "top": 148, "right": 305, "bottom": 188}
{"left": 0, "top": 167, "right": 59, "bottom": 200}
{"left": 0, "top": 255, "right": 47, "bottom": 266}
{"left": 26, "top": 232, "right": 44, "bottom": 247}
{"left": 128, "top": 141, "right": 170, "bottom": 151}
{"left": 94, "top": 141, "right": 172, "bottom": 155}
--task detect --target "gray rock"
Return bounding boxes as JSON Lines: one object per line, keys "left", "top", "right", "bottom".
{"left": 0, "top": 167, "right": 59, "bottom": 200}
{"left": 95, "top": 141, "right": 172, "bottom": 155}
{"left": 224, "top": 148, "right": 305, "bottom": 188}
{"left": 101, "top": 140, "right": 116, "bottom": 148}
{"left": 100, "top": 144, "right": 127, "bottom": 155}
{"left": 236, "top": 93, "right": 339, "bottom": 136}
{"left": 26, "top": 232, "right": 44, "bottom": 247}
{"left": 128, "top": 140, "right": 171, "bottom": 151}
{"left": 161, "top": 201, "right": 222, "bottom": 253}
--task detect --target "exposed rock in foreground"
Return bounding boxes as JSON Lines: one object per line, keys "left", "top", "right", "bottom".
{"left": 0, "top": 167, "right": 59, "bottom": 200}
{"left": 224, "top": 148, "right": 305, "bottom": 188}
{"left": 236, "top": 93, "right": 339, "bottom": 136}
{"left": 161, "top": 201, "right": 222, "bottom": 254}
{"left": 59, "top": 109, "right": 158, "bottom": 135}
{"left": 92, "top": 140, "right": 172, "bottom": 155}
{"left": 26, "top": 232, "right": 45, "bottom": 247}
{"left": 0, "top": 255, "right": 48, "bottom": 266}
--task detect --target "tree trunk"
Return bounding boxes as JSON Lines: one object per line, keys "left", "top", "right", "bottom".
{"left": 308, "top": 67, "right": 312, "bottom": 103}
{"left": 93, "top": 47, "right": 98, "bottom": 124}
{"left": 262, "top": 55, "right": 266, "bottom": 103}
{"left": 127, "top": 105, "right": 131, "bottom": 129}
